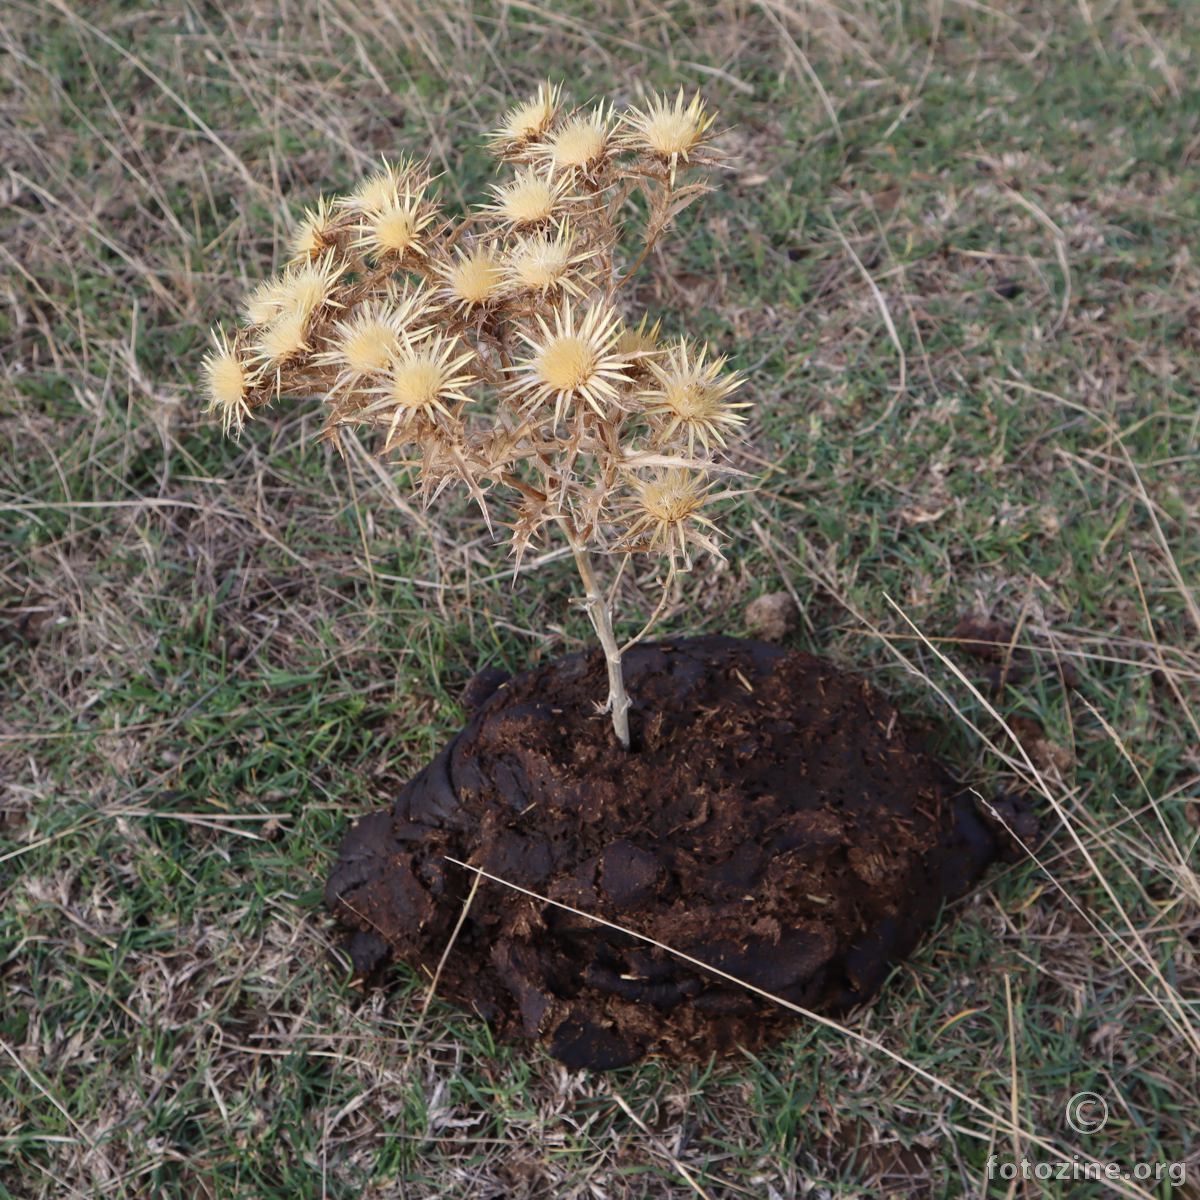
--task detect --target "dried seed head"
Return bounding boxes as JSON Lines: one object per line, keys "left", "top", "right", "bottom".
{"left": 289, "top": 196, "right": 340, "bottom": 262}
{"left": 316, "top": 295, "right": 427, "bottom": 385}
{"left": 539, "top": 338, "right": 593, "bottom": 391}
{"left": 359, "top": 334, "right": 476, "bottom": 449}
{"left": 543, "top": 105, "right": 613, "bottom": 175}
{"left": 286, "top": 255, "right": 345, "bottom": 316}
{"left": 252, "top": 308, "right": 310, "bottom": 368}
{"left": 242, "top": 276, "right": 291, "bottom": 326}
{"left": 509, "top": 301, "right": 630, "bottom": 424}
{"left": 615, "top": 315, "right": 662, "bottom": 358}
{"left": 245, "top": 255, "right": 345, "bottom": 328}
{"left": 356, "top": 190, "right": 437, "bottom": 262}
{"left": 623, "top": 467, "right": 722, "bottom": 569}
{"left": 339, "top": 157, "right": 426, "bottom": 215}
{"left": 487, "top": 167, "right": 569, "bottom": 229}
{"left": 623, "top": 90, "right": 715, "bottom": 178}
{"left": 505, "top": 223, "right": 592, "bottom": 298}
{"left": 203, "top": 329, "right": 253, "bottom": 435}
{"left": 337, "top": 315, "right": 401, "bottom": 374}
{"left": 637, "top": 468, "right": 709, "bottom": 523}
{"left": 435, "top": 244, "right": 506, "bottom": 311}
{"left": 490, "top": 82, "right": 561, "bottom": 154}
{"left": 392, "top": 356, "right": 454, "bottom": 411}
{"left": 642, "top": 338, "right": 747, "bottom": 454}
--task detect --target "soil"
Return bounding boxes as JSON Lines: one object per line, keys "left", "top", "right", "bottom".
{"left": 326, "top": 636, "right": 1000, "bottom": 1070}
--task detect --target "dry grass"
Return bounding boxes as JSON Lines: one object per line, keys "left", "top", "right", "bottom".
{"left": 2, "top": 0, "right": 1198, "bottom": 1196}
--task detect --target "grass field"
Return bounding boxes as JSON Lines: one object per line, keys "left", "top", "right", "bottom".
{"left": 2, "top": 0, "right": 1198, "bottom": 1196}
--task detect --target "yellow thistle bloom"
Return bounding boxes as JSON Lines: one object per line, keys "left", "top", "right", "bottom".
{"left": 315, "top": 292, "right": 433, "bottom": 386}
{"left": 623, "top": 467, "right": 722, "bottom": 570}
{"left": 361, "top": 334, "right": 476, "bottom": 447}
{"left": 615, "top": 315, "right": 662, "bottom": 358}
{"left": 434, "top": 244, "right": 506, "bottom": 312}
{"left": 289, "top": 196, "right": 340, "bottom": 262}
{"left": 334, "top": 312, "right": 401, "bottom": 375}
{"left": 508, "top": 301, "right": 630, "bottom": 424}
{"left": 504, "top": 223, "right": 592, "bottom": 298}
{"left": 242, "top": 276, "right": 292, "bottom": 326}
{"left": 339, "top": 156, "right": 426, "bottom": 215}
{"left": 642, "top": 338, "right": 747, "bottom": 454}
{"left": 486, "top": 167, "right": 570, "bottom": 229}
{"left": 202, "top": 329, "right": 254, "bottom": 436}
{"left": 355, "top": 190, "right": 438, "bottom": 262}
{"left": 252, "top": 308, "right": 310, "bottom": 369}
{"left": 622, "top": 90, "right": 715, "bottom": 181}
{"left": 489, "top": 82, "right": 561, "bottom": 155}
{"left": 283, "top": 254, "right": 346, "bottom": 318}
{"left": 244, "top": 255, "right": 345, "bottom": 327}
{"left": 542, "top": 105, "right": 613, "bottom": 175}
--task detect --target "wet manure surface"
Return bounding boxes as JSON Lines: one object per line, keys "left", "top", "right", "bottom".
{"left": 326, "top": 636, "right": 999, "bottom": 1070}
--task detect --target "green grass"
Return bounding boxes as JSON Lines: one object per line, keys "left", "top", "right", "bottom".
{"left": 2, "top": 0, "right": 1198, "bottom": 1196}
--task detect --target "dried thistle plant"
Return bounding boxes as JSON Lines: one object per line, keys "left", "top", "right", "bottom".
{"left": 204, "top": 83, "right": 748, "bottom": 749}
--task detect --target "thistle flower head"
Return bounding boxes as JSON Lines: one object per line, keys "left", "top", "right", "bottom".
{"left": 623, "top": 90, "right": 715, "bottom": 178}
{"left": 334, "top": 311, "right": 401, "bottom": 375}
{"left": 642, "top": 337, "right": 747, "bottom": 454}
{"left": 391, "top": 356, "right": 456, "bottom": 413}
{"left": 615, "top": 315, "right": 663, "bottom": 359}
{"left": 623, "top": 467, "right": 722, "bottom": 570}
{"left": 242, "top": 276, "right": 291, "bottom": 326}
{"left": 316, "top": 292, "right": 432, "bottom": 385}
{"left": 339, "top": 156, "right": 426, "bottom": 215}
{"left": 286, "top": 255, "right": 345, "bottom": 317}
{"left": 490, "top": 82, "right": 561, "bottom": 155}
{"left": 289, "top": 196, "right": 341, "bottom": 262}
{"left": 245, "top": 254, "right": 346, "bottom": 327}
{"left": 504, "top": 222, "right": 593, "bottom": 298}
{"left": 355, "top": 189, "right": 439, "bottom": 263}
{"left": 434, "top": 243, "right": 506, "bottom": 312}
{"left": 202, "top": 329, "right": 254, "bottom": 436}
{"left": 252, "top": 308, "right": 311, "bottom": 369}
{"left": 542, "top": 105, "right": 613, "bottom": 175}
{"left": 508, "top": 300, "right": 630, "bottom": 424}
{"left": 361, "top": 334, "right": 476, "bottom": 449}
{"left": 487, "top": 167, "right": 570, "bottom": 229}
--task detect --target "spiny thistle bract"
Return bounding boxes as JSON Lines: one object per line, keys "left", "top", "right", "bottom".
{"left": 204, "top": 84, "right": 748, "bottom": 749}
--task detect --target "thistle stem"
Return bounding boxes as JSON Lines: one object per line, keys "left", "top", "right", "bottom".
{"left": 617, "top": 235, "right": 658, "bottom": 290}
{"left": 616, "top": 177, "right": 674, "bottom": 289}
{"left": 566, "top": 532, "right": 631, "bottom": 750}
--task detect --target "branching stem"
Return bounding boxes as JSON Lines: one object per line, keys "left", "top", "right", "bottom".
{"left": 563, "top": 524, "right": 631, "bottom": 750}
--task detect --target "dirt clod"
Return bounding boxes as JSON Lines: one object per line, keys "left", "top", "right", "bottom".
{"left": 326, "top": 637, "right": 999, "bottom": 1069}
{"left": 744, "top": 591, "right": 798, "bottom": 642}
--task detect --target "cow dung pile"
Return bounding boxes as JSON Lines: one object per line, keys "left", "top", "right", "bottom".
{"left": 326, "top": 637, "right": 999, "bottom": 1070}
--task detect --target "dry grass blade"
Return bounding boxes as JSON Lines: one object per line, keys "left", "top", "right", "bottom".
{"left": 827, "top": 212, "right": 907, "bottom": 433}
{"left": 883, "top": 596, "right": 1200, "bottom": 1061}
{"left": 609, "top": 1092, "right": 717, "bottom": 1200}
{"left": 42, "top": 0, "right": 263, "bottom": 194}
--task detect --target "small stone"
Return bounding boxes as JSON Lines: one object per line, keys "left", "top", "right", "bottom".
{"left": 744, "top": 592, "right": 797, "bottom": 642}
